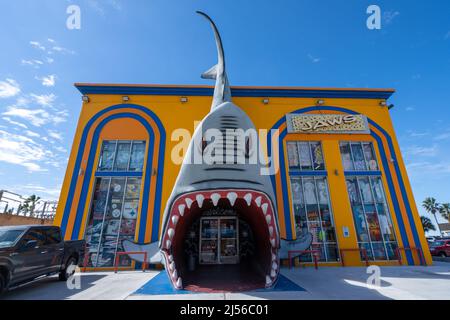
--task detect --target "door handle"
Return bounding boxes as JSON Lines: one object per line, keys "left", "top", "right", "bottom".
{"left": 41, "top": 250, "right": 48, "bottom": 254}
{"left": 10, "top": 252, "right": 18, "bottom": 257}
{"left": 58, "top": 248, "right": 64, "bottom": 251}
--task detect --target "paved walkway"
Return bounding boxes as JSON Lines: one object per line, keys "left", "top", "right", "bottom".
{"left": 2, "top": 262, "right": 449, "bottom": 300}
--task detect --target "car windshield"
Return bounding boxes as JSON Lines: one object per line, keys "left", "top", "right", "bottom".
{"left": 430, "top": 241, "right": 445, "bottom": 247}
{"left": 0, "top": 229, "right": 24, "bottom": 248}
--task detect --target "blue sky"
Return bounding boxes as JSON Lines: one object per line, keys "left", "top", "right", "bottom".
{"left": 0, "top": 0, "right": 449, "bottom": 234}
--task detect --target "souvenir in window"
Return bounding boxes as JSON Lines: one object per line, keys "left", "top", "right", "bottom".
{"left": 99, "top": 141, "right": 116, "bottom": 171}
{"left": 351, "top": 143, "right": 366, "bottom": 170}
{"left": 287, "top": 142, "right": 299, "bottom": 169}
{"left": 298, "top": 142, "right": 312, "bottom": 170}
{"left": 290, "top": 178, "right": 304, "bottom": 204}
{"left": 363, "top": 143, "right": 378, "bottom": 171}
{"left": 114, "top": 142, "right": 131, "bottom": 171}
{"left": 303, "top": 178, "right": 317, "bottom": 204}
{"left": 129, "top": 142, "right": 146, "bottom": 171}
{"left": 311, "top": 142, "right": 325, "bottom": 170}
{"left": 126, "top": 179, "right": 141, "bottom": 199}
{"left": 123, "top": 201, "right": 139, "bottom": 220}
{"left": 340, "top": 142, "right": 354, "bottom": 171}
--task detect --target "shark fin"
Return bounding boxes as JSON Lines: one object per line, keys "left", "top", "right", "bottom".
{"left": 122, "top": 240, "right": 162, "bottom": 264}
{"left": 201, "top": 64, "right": 218, "bottom": 80}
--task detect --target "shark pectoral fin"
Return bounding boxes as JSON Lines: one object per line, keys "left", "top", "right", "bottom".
{"left": 278, "top": 233, "right": 314, "bottom": 259}
{"left": 201, "top": 64, "right": 218, "bottom": 80}
{"left": 122, "top": 240, "right": 162, "bottom": 264}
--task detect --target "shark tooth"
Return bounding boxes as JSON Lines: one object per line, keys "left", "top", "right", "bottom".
{"left": 168, "top": 255, "right": 174, "bottom": 263}
{"left": 261, "top": 203, "right": 268, "bottom": 215}
{"left": 227, "top": 192, "right": 238, "bottom": 206}
{"left": 211, "top": 193, "right": 221, "bottom": 206}
{"left": 196, "top": 194, "right": 205, "bottom": 208}
{"left": 169, "top": 261, "right": 175, "bottom": 271}
{"left": 272, "top": 261, "right": 278, "bottom": 270}
{"left": 266, "top": 275, "right": 272, "bottom": 285}
{"left": 271, "top": 269, "right": 276, "bottom": 278}
{"left": 172, "top": 215, "right": 179, "bottom": 226}
{"left": 272, "top": 253, "right": 276, "bottom": 261}
{"left": 168, "top": 228, "right": 175, "bottom": 239}
{"left": 172, "top": 269, "right": 178, "bottom": 279}
{"left": 176, "top": 277, "right": 182, "bottom": 288}
{"left": 269, "top": 226, "right": 274, "bottom": 236}
{"left": 178, "top": 204, "right": 186, "bottom": 217}
{"left": 166, "top": 239, "right": 172, "bottom": 249}
{"left": 185, "top": 198, "right": 193, "bottom": 209}
{"left": 270, "top": 238, "right": 276, "bottom": 248}
{"left": 266, "top": 214, "right": 272, "bottom": 225}
{"left": 255, "top": 196, "right": 262, "bottom": 207}
{"left": 243, "top": 193, "right": 252, "bottom": 206}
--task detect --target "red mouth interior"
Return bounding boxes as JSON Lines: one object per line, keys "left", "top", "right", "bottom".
{"left": 161, "top": 190, "right": 279, "bottom": 292}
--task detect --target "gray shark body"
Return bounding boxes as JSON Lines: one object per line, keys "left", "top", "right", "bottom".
{"left": 123, "top": 11, "right": 312, "bottom": 290}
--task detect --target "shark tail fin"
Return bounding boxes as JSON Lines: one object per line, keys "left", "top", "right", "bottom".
{"left": 201, "top": 64, "right": 218, "bottom": 80}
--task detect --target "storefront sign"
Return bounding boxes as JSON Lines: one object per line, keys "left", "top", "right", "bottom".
{"left": 286, "top": 114, "right": 370, "bottom": 134}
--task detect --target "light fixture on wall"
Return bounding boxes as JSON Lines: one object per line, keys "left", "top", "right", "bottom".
{"left": 122, "top": 96, "right": 130, "bottom": 102}
{"left": 82, "top": 95, "right": 89, "bottom": 103}
{"left": 379, "top": 101, "right": 387, "bottom": 107}
{"left": 262, "top": 98, "right": 270, "bottom": 105}
{"left": 316, "top": 99, "right": 325, "bottom": 106}
{"left": 388, "top": 104, "right": 395, "bottom": 110}
{"left": 180, "top": 97, "right": 189, "bottom": 103}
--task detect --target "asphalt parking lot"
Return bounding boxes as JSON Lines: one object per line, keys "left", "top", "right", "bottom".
{"left": 2, "top": 262, "right": 449, "bottom": 300}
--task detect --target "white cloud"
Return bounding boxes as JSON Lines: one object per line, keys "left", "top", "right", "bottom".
{"left": 307, "top": 54, "right": 320, "bottom": 63}
{"left": 25, "top": 130, "right": 40, "bottom": 138}
{"left": 47, "top": 38, "right": 55, "bottom": 43}
{"left": 36, "top": 75, "right": 56, "bottom": 87}
{"left": 2, "top": 117, "right": 28, "bottom": 129}
{"left": 433, "top": 132, "right": 450, "bottom": 141}
{"left": 30, "top": 41, "right": 46, "bottom": 51}
{"left": 21, "top": 59, "right": 44, "bottom": 68}
{"left": 403, "top": 144, "right": 438, "bottom": 157}
{"left": 51, "top": 46, "right": 75, "bottom": 55}
{"left": 88, "top": 0, "right": 122, "bottom": 16}
{"left": 30, "top": 93, "right": 57, "bottom": 108}
{"left": 48, "top": 130, "right": 63, "bottom": 141}
{"left": 405, "top": 106, "right": 415, "bottom": 112}
{"left": 0, "top": 79, "right": 21, "bottom": 98}
{"left": 383, "top": 11, "right": 400, "bottom": 25}
{"left": 3, "top": 106, "right": 67, "bottom": 127}
{"left": 45, "top": 57, "right": 54, "bottom": 64}
{"left": 407, "top": 161, "right": 450, "bottom": 175}
{"left": 0, "top": 129, "right": 53, "bottom": 172}
{"left": 12, "top": 184, "right": 61, "bottom": 200}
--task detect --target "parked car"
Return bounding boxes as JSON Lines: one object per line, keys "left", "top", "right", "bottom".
{"left": 429, "top": 239, "right": 450, "bottom": 258}
{"left": 0, "top": 225, "right": 85, "bottom": 293}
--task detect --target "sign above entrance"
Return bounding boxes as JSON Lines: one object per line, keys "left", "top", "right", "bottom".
{"left": 286, "top": 113, "right": 370, "bottom": 134}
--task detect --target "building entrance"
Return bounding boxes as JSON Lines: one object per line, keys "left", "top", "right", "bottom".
{"left": 199, "top": 217, "right": 239, "bottom": 265}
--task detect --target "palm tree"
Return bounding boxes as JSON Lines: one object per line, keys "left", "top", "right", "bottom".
{"left": 20, "top": 195, "right": 41, "bottom": 217}
{"left": 439, "top": 203, "right": 450, "bottom": 222}
{"left": 423, "top": 197, "right": 442, "bottom": 235}
{"left": 420, "top": 216, "right": 436, "bottom": 233}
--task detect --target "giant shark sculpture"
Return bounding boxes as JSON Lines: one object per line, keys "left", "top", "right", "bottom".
{"left": 123, "top": 11, "right": 312, "bottom": 291}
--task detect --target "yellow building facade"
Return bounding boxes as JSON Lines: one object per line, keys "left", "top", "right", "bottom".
{"left": 54, "top": 84, "right": 431, "bottom": 270}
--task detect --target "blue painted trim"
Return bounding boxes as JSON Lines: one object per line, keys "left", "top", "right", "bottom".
{"left": 72, "top": 113, "right": 155, "bottom": 242}
{"left": 289, "top": 171, "right": 328, "bottom": 176}
{"left": 268, "top": 106, "right": 417, "bottom": 265}
{"left": 95, "top": 171, "right": 143, "bottom": 177}
{"left": 60, "top": 104, "right": 166, "bottom": 245}
{"left": 75, "top": 85, "right": 394, "bottom": 100}
{"left": 344, "top": 171, "right": 382, "bottom": 176}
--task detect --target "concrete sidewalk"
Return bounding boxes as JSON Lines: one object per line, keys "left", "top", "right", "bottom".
{"left": 2, "top": 262, "right": 449, "bottom": 300}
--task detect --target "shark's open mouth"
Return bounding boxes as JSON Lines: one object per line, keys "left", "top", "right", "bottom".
{"left": 161, "top": 189, "right": 280, "bottom": 291}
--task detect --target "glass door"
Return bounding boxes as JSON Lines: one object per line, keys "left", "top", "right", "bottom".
{"left": 199, "top": 218, "right": 219, "bottom": 264}
{"left": 219, "top": 218, "right": 239, "bottom": 264}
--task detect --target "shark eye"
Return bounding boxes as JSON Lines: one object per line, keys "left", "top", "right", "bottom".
{"left": 202, "top": 137, "right": 208, "bottom": 154}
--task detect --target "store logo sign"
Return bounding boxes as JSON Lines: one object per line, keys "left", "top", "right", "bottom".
{"left": 286, "top": 114, "right": 370, "bottom": 134}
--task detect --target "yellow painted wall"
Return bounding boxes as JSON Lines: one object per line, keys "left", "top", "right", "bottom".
{"left": 55, "top": 89, "right": 431, "bottom": 268}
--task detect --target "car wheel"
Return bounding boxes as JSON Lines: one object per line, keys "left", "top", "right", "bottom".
{"left": 59, "top": 257, "right": 77, "bottom": 281}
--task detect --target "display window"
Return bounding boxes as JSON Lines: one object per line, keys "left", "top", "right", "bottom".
{"left": 288, "top": 140, "right": 339, "bottom": 263}
{"left": 344, "top": 174, "right": 398, "bottom": 261}
{"left": 286, "top": 141, "right": 325, "bottom": 171}
{"left": 340, "top": 141, "right": 379, "bottom": 172}
{"left": 84, "top": 139, "right": 146, "bottom": 268}
{"left": 98, "top": 140, "right": 146, "bottom": 172}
